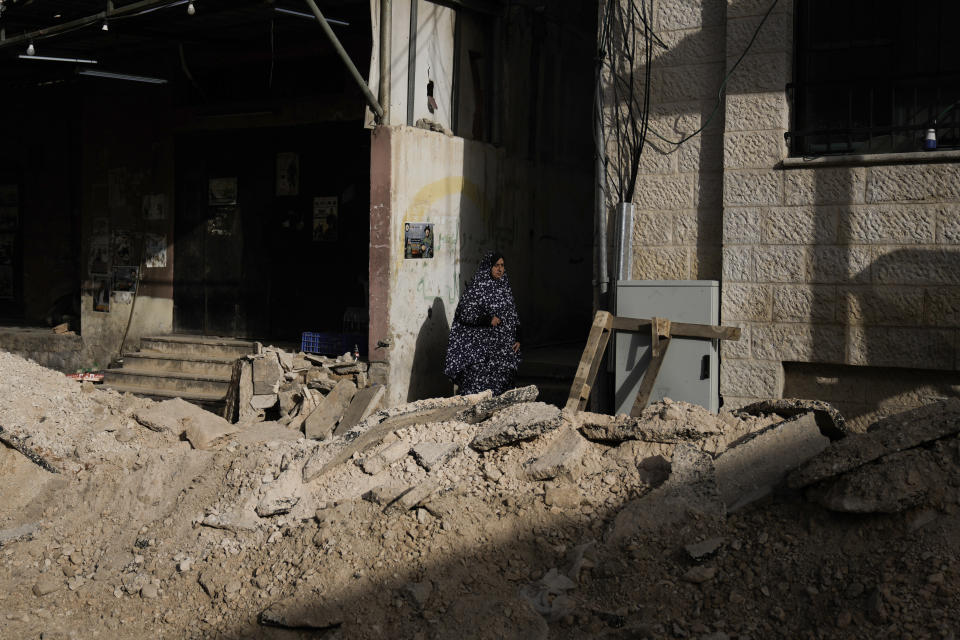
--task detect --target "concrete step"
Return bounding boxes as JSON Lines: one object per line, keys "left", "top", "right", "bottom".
{"left": 103, "top": 383, "right": 226, "bottom": 413}
{"left": 103, "top": 369, "right": 231, "bottom": 397}
{"left": 121, "top": 351, "right": 237, "bottom": 377}
{"left": 138, "top": 335, "right": 257, "bottom": 359}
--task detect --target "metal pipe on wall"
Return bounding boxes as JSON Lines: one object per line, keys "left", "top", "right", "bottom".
{"left": 614, "top": 201, "right": 634, "bottom": 281}
{"left": 303, "top": 0, "right": 384, "bottom": 120}
{"left": 379, "top": 0, "right": 392, "bottom": 124}
{"left": 594, "top": 89, "right": 609, "bottom": 297}
{"left": 406, "top": 0, "right": 418, "bottom": 125}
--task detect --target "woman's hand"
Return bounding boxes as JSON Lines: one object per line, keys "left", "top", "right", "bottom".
{"left": 512, "top": 341, "right": 521, "bottom": 353}
{"left": 491, "top": 316, "right": 501, "bottom": 327}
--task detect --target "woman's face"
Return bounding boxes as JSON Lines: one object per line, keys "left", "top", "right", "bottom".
{"left": 490, "top": 258, "right": 505, "bottom": 280}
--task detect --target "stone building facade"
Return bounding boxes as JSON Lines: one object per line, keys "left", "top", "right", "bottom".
{"left": 609, "top": 0, "right": 960, "bottom": 427}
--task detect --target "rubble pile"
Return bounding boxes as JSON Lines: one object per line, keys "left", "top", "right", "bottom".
{"left": 228, "top": 346, "right": 383, "bottom": 440}
{"left": 0, "top": 351, "right": 957, "bottom": 639}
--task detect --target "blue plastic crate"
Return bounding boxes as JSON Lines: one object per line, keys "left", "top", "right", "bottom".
{"left": 300, "top": 331, "right": 343, "bottom": 355}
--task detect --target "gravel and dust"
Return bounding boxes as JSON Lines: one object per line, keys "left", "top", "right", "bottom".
{"left": 0, "top": 351, "right": 957, "bottom": 639}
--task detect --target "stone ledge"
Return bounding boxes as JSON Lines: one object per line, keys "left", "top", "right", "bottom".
{"left": 781, "top": 150, "right": 960, "bottom": 170}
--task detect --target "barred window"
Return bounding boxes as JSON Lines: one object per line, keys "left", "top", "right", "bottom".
{"left": 789, "top": 0, "right": 960, "bottom": 155}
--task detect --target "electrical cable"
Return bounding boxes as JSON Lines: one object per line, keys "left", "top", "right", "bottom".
{"left": 648, "top": 0, "right": 780, "bottom": 147}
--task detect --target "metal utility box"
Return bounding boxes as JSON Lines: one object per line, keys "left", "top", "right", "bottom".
{"left": 614, "top": 280, "right": 719, "bottom": 414}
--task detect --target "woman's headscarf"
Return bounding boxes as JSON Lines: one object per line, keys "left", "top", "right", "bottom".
{"left": 443, "top": 251, "right": 521, "bottom": 383}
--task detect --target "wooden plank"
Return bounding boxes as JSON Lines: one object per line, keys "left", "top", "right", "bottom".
{"left": 611, "top": 315, "right": 740, "bottom": 341}
{"left": 564, "top": 311, "right": 613, "bottom": 412}
{"left": 630, "top": 336, "right": 672, "bottom": 416}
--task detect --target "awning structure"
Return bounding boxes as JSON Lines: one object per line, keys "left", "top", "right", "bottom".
{"left": 0, "top": 0, "right": 376, "bottom": 109}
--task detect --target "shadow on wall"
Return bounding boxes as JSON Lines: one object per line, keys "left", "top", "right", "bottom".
{"left": 407, "top": 297, "right": 453, "bottom": 401}
{"left": 802, "top": 166, "right": 960, "bottom": 425}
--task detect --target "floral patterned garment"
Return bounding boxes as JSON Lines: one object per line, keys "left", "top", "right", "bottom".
{"left": 443, "top": 251, "right": 522, "bottom": 395}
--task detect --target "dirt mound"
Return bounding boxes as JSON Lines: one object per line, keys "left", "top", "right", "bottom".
{"left": 0, "top": 352, "right": 957, "bottom": 639}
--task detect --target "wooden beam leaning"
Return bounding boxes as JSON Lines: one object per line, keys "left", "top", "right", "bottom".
{"left": 564, "top": 311, "right": 614, "bottom": 412}
{"left": 630, "top": 317, "right": 672, "bottom": 416}
{"left": 611, "top": 316, "right": 740, "bottom": 341}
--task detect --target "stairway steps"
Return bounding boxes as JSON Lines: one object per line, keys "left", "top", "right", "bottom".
{"left": 104, "top": 383, "right": 227, "bottom": 412}
{"left": 121, "top": 351, "right": 238, "bottom": 377}
{"left": 104, "top": 368, "right": 231, "bottom": 397}
{"left": 139, "top": 335, "right": 257, "bottom": 359}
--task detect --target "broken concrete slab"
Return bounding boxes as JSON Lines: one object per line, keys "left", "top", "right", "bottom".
{"left": 738, "top": 398, "right": 847, "bottom": 440}
{"left": 470, "top": 402, "right": 563, "bottom": 452}
{"left": 806, "top": 447, "right": 938, "bottom": 513}
{"left": 788, "top": 398, "right": 960, "bottom": 489}
{"left": 183, "top": 413, "right": 239, "bottom": 451}
{"left": 333, "top": 384, "right": 385, "bottom": 437}
{"left": 607, "top": 444, "right": 723, "bottom": 543}
{"left": 134, "top": 398, "right": 237, "bottom": 450}
{"left": 410, "top": 442, "right": 460, "bottom": 471}
{"left": 574, "top": 410, "right": 722, "bottom": 444}
{"left": 358, "top": 439, "right": 410, "bottom": 475}
{"left": 714, "top": 412, "right": 829, "bottom": 512}
{"left": 236, "top": 361, "right": 261, "bottom": 423}
{"left": 249, "top": 394, "right": 277, "bottom": 410}
{"left": 524, "top": 426, "right": 588, "bottom": 480}
{"left": 304, "top": 379, "right": 357, "bottom": 441}
{"left": 302, "top": 391, "right": 491, "bottom": 483}
{"left": 252, "top": 352, "right": 283, "bottom": 395}
{"left": 277, "top": 381, "right": 302, "bottom": 416}
{"left": 456, "top": 384, "right": 539, "bottom": 423}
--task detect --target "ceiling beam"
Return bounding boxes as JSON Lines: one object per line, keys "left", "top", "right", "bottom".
{"left": 0, "top": 0, "right": 177, "bottom": 51}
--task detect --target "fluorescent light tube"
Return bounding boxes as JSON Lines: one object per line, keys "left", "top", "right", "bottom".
{"left": 19, "top": 54, "right": 99, "bottom": 64}
{"left": 78, "top": 69, "right": 167, "bottom": 84}
{"left": 274, "top": 7, "right": 349, "bottom": 26}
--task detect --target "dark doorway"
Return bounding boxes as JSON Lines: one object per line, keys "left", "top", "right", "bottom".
{"left": 174, "top": 123, "right": 370, "bottom": 341}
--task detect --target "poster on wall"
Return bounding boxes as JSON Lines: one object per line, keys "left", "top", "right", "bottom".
{"left": 404, "top": 222, "right": 434, "bottom": 259}
{"left": 89, "top": 235, "right": 110, "bottom": 275}
{"left": 113, "top": 230, "right": 134, "bottom": 265}
{"left": 142, "top": 193, "right": 167, "bottom": 220}
{"left": 92, "top": 276, "right": 111, "bottom": 312}
{"left": 113, "top": 266, "right": 138, "bottom": 292}
{"left": 208, "top": 177, "right": 237, "bottom": 206}
{"left": 276, "top": 152, "right": 299, "bottom": 196}
{"left": 312, "top": 196, "right": 338, "bottom": 242}
{"left": 145, "top": 233, "right": 167, "bottom": 268}
{"left": 207, "top": 207, "right": 235, "bottom": 236}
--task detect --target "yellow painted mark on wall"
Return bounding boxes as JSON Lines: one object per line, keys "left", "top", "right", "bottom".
{"left": 393, "top": 176, "right": 488, "bottom": 277}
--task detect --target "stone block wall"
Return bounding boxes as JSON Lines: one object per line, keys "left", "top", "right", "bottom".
{"left": 718, "top": 0, "right": 960, "bottom": 412}
{"left": 610, "top": 0, "right": 728, "bottom": 281}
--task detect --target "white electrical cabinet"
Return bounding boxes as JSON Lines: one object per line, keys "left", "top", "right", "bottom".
{"left": 614, "top": 280, "right": 719, "bottom": 414}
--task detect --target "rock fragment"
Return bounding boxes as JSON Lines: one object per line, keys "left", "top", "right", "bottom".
{"left": 574, "top": 410, "right": 722, "bottom": 444}
{"left": 524, "top": 426, "right": 588, "bottom": 480}
{"left": 470, "top": 402, "right": 563, "bottom": 452}
{"left": 788, "top": 398, "right": 960, "bottom": 489}
{"left": 456, "top": 385, "right": 539, "bottom": 423}
{"left": 334, "top": 384, "right": 385, "bottom": 436}
{"left": 410, "top": 442, "right": 460, "bottom": 471}
{"left": 738, "top": 397, "right": 847, "bottom": 440}
{"left": 304, "top": 379, "right": 357, "bottom": 441}
{"left": 32, "top": 575, "right": 62, "bottom": 597}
